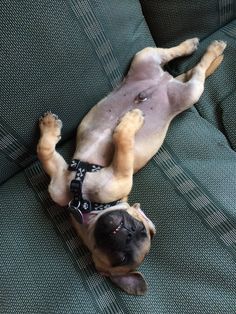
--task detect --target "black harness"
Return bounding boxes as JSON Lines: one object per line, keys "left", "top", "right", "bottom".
{"left": 68, "top": 159, "right": 119, "bottom": 224}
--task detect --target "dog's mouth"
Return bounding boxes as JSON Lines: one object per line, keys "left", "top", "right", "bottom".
{"left": 111, "top": 219, "right": 124, "bottom": 235}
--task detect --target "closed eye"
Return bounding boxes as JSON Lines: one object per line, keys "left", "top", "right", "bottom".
{"left": 120, "top": 255, "right": 128, "bottom": 265}
{"left": 141, "top": 226, "right": 147, "bottom": 237}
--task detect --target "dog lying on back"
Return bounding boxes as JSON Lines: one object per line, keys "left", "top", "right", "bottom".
{"left": 37, "top": 38, "right": 226, "bottom": 295}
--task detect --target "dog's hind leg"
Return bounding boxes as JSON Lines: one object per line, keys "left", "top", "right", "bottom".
{"left": 176, "top": 55, "right": 224, "bottom": 82}
{"left": 37, "top": 112, "right": 71, "bottom": 206}
{"left": 167, "top": 40, "right": 226, "bottom": 115}
{"left": 156, "top": 37, "right": 200, "bottom": 65}
{"left": 132, "top": 38, "right": 199, "bottom": 68}
{"left": 128, "top": 38, "right": 199, "bottom": 80}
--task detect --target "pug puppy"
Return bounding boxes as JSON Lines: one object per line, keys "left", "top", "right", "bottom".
{"left": 37, "top": 39, "right": 226, "bottom": 295}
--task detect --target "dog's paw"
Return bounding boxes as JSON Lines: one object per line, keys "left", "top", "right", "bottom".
{"left": 207, "top": 40, "right": 227, "bottom": 56}
{"left": 121, "top": 109, "right": 144, "bottom": 128}
{"left": 182, "top": 37, "right": 199, "bottom": 54}
{"left": 39, "top": 112, "right": 62, "bottom": 138}
{"left": 116, "top": 109, "right": 144, "bottom": 135}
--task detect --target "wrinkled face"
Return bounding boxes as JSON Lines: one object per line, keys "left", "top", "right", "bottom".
{"left": 91, "top": 205, "right": 155, "bottom": 277}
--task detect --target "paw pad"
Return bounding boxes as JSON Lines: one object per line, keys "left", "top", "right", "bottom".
{"left": 39, "top": 112, "right": 62, "bottom": 134}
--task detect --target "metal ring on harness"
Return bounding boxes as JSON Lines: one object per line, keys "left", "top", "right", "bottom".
{"left": 68, "top": 200, "right": 84, "bottom": 224}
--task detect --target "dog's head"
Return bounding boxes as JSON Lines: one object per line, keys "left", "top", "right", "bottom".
{"left": 84, "top": 203, "right": 156, "bottom": 295}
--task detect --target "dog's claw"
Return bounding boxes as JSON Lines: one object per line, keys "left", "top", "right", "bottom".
{"left": 39, "top": 112, "right": 62, "bottom": 130}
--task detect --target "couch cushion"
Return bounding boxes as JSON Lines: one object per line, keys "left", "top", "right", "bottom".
{"left": 0, "top": 0, "right": 154, "bottom": 183}
{"left": 1, "top": 123, "right": 236, "bottom": 313}
{"left": 189, "top": 20, "right": 236, "bottom": 151}
{"left": 0, "top": 165, "right": 102, "bottom": 313}
{"left": 140, "top": 0, "right": 236, "bottom": 47}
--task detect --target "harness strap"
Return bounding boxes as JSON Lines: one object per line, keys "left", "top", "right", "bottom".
{"left": 68, "top": 159, "right": 119, "bottom": 224}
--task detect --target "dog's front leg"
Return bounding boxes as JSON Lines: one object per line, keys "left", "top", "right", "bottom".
{"left": 37, "top": 112, "right": 71, "bottom": 206}
{"left": 109, "top": 109, "right": 144, "bottom": 199}
{"left": 112, "top": 109, "right": 144, "bottom": 175}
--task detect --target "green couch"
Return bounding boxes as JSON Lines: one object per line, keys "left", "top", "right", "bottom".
{"left": 1, "top": 1, "right": 236, "bottom": 313}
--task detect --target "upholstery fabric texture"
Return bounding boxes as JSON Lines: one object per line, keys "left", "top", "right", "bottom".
{"left": 1, "top": 1, "right": 236, "bottom": 313}
{"left": 140, "top": 0, "right": 236, "bottom": 47}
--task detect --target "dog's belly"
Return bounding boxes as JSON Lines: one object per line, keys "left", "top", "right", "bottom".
{"left": 75, "top": 72, "right": 173, "bottom": 168}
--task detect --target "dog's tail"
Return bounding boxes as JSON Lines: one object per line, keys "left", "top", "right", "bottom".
{"left": 176, "top": 54, "right": 224, "bottom": 82}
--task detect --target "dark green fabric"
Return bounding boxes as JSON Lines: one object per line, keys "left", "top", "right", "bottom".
{"left": 140, "top": 0, "right": 236, "bottom": 47}
{"left": 1, "top": 1, "right": 236, "bottom": 313}
{"left": 0, "top": 119, "right": 35, "bottom": 183}
{"left": 159, "top": 111, "right": 236, "bottom": 253}
{"left": 0, "top": 0, "right": 153, "bottom": 183}
{"left": 0, "top": 169, "right": 100, "bottom": 314}
{"left": 0, "top": 156, "right": 20, "bottom": 184}
{"left": 128, "top": 158, "right": 236, "bottom": 313}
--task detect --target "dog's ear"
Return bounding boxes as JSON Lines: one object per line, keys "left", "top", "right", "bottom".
{"left": 109, "top": 271, "right": 147, "bottom": 295}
